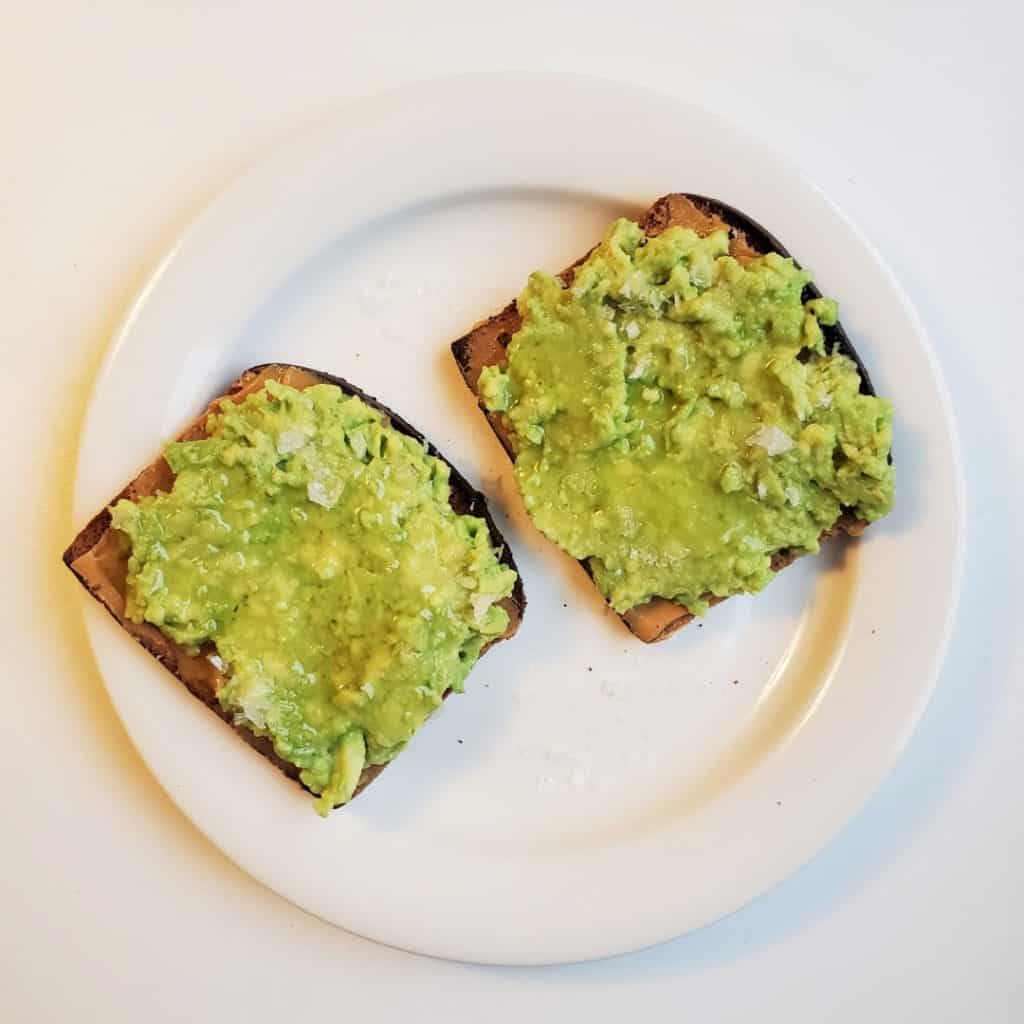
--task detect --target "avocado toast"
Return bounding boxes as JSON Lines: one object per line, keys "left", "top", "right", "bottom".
{"left": 64, "top": 364, "right": 525, "bottom": 811}
{"left": 452, "top": 194, "right": 893, "bottom": 642}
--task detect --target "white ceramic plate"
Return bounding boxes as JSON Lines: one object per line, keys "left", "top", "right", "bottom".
{"left": 73, "top": 72, "right": 964, "bottom": 965}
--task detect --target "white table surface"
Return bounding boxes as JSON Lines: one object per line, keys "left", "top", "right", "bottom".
{"left": 2, "top": 2, "right": 1020, "bottom": 1019}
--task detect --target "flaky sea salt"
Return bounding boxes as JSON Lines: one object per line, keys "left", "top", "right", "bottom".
{"left": 747, "top": 424, "right": 794, "bottom": 456}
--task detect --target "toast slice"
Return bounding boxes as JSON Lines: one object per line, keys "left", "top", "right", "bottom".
{"left": 451, "top": 193, "right": 876, "bottom": 643}
{"left": 64, "top": 363, "right": 526, "bottom": 802}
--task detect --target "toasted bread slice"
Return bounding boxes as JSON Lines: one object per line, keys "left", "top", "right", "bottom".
{"left": 451, "top": 194, "right": 874, "bottom": 643}
{"left": 64, "top": 364, "right": 526, "bottom": 801}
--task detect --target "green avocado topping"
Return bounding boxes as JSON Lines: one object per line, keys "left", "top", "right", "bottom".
{"left": 479, "top": 218, "right": 894, "bottom": 615}
{"left": 111, "top": 380, "right": 517, "bottom": 813}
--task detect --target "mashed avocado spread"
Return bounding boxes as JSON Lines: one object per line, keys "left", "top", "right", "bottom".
{"left": 111, "top": 380, "right": 517, "bottom": 813}
{"left": 479, "top": 218, "right": 893, "bottom": 614}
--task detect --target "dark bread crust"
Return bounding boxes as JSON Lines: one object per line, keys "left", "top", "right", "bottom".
{"left": 451, "top": 193, "right": 874, "bottom": 643}
{"left": 64, "top": 363, "right": 526, "bottom": 803}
